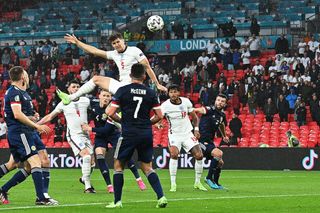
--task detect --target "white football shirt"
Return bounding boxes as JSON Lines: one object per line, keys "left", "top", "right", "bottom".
{"left": 161, "top": 97, "right": 194, "bottom": 135}
{"left": 106, "top": 46, "right": 146, "bottom": 83}
{"left": 54, "top": 97, "right": 90, "bottom": 134}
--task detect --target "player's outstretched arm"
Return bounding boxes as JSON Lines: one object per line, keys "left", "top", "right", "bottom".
{"left": 11, "top": 105, "right": 51, "bottom": 134}
{"left": 37, "top": 111, "right": 59, "bottom": 125}
{"left": 64, "top": 34, "right": 107, "bottom": 59}
{"left": 139, "top": 58, "right": 167, "bottom": 93}
{"left": 194, "top": 107, "right": 206, "bottom": 114}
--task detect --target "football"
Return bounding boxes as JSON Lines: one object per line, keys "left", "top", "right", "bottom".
{"left": 147, "top": 15, "right": 164, "bottom": 32}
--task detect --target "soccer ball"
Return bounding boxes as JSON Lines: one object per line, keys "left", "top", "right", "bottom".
{"left": 147, "top": 15, "right": 164, "bottom": 32}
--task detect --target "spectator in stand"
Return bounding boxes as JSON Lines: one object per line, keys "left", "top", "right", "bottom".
{"left": 298, "top": 37, "right": 307, "bottom": 57}
{"left": 241, "top": 47, "right": 251, "bottom": 70}
{"left": 275, "top": 34, "right": 289, "bottom": 55}
{"left": 186, "top": 24, "right": 194, "bottom": 39}
{"left": 206, "top": 59, "right": 218, "bottom": 81}
{"left": 277, "top": 94, "right": 290, "bottom": 122}
{"left": 232, "top": 49, "right": 241, "bottom": 70}
{"left": 248, "top": 34, "right": 261, "bottom": 57}
{"left": 50, "top": 64, "right": 57, "bottom": 85}
{"left": 248, "top": 89, "right": 257, "bottom": 115}
{"left": 80, "top": 65, "right": 90, "bottom": 83}
{"left": 252, "top": 60, "right": 265, "bottom": 76}
{"left": 195, "top": 60, "right": 204, "bottom": 81}
{"left": 301, "top": 52, "right": 311, "bottom": 69}
{"left": 28, "top": 78, "right": 40, "bottom": 99}
{"left": 180, "top": 63, "right": 192, "bottom": 77}
{"left": 200, "top": 86, "right": 210, "bottom": 106}
{"left": 295, "top": 101, "right": 306, "bottom": 126}
{"left": 219, "top": 38, "right": 230, "bottom": 61}
{"left": 217, "top": 72, "right": 227, "bottom": 89}
{"left": 0, "top": 115, "right": 7, "bottom": 140}
{"left": 310, "top": 93, "right": 320, "bottom": 125}
{"left": 168, "top": 56, "right": 179, "bottom": 72}
{"left": 279, "top": 61, "right": 290, "bottom": 75}
{"left": 264, "top": 98, "right": 277, "bottom": 122}
{"left": 231, "top": 89, "right": 240, "bottom": 115}
{"left": 72, "top": 45, "right": 80, "bottom": 65}
{"left": 250, "top": 18, "right": 260, "bottom": 36}
{"left": 1, "top": 49, "right": 10, "bottom": 69}
{"left": 308, "top": 36, "right": 319, "bottom": 55}
{"left": 305, "top": 45, "right": 315, "bottom": 61}
{"left": 229, "top": 36, "right": 240, "bottom": 51}
{"left": 37, "top": 88, "right": 48, "bottom": 118}
{"left": 171, "top": 69, "right": 181, "bottom": 86}
{"left": 54, "top": 118, "right": 65, "bottom": 143}
{"left": 295, "top": 59, "right": 305, "bottom": 75}
{"left": 64, "top": 44, "right": 72, "bottom": 65}
{"left": 56, "top": 74, "right": 67, "bottom": 92}
{"left": 183, "top": 72, "right": 192, "bottom": 93}
{"left": 206, "top": 40, "right": 217, "bottom": 57}
{"left": 229, "top": 113, "right": 242, "bottom": 143}
{"left": 158, "top": 70, "right": 169, "bottom": 86}
{"left": 50, "top": 41, "right": 59, "bottom": 61}
{"left": 197, "top": 51, "right": 209, "bottom": 68}
{"left": 301, "top": 81, "right": 313, "bottom": 103}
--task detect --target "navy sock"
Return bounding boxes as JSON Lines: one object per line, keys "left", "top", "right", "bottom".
{"left": 213, "top": 167, "right": 221, "bottom": 185}
{"left": 127, "top": 160, "right": 140, "bottom": 179}
{"left": 207, "top": 159, "right": 218, "bottom": 180}
{"left": 113, "top": 171, "right": 124, "bottom": 203}
{"left": 96, "top": 155, "right": 111, "bottom": 185}
{"left": 147, "top": 170, "right": 164, "bottom": 199}
{"left": 0, "top": 164, "right": 9, "bottom": 179}
{"left": 1, "top": 169, "right": 29, "bottom": 192}
{"left": 42, "top": 168, "right": 50, "bottom": 194}
{"left": 31, "top": 167, "right": 45, "bottom": 200}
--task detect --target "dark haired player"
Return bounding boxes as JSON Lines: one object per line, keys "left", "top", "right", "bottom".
{"left": 195, "top": 94, "right": 229, "bottom": 189}
{"left": 57, "top": 32, "right": 167, "bottom": 104}
{"left": 105, "top": 63, "right": 167, "bottom": 208}
{"left": 82, "top": 90, "right": 146, "bottom": 193}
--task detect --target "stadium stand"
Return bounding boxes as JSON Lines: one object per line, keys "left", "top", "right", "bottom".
{"left": 1, "top": 0, "right": 320, "bottom": 149}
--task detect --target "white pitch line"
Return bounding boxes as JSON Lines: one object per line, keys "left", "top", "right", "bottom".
{"left": 0, "top": 193, "right": 320, "bottom": 211}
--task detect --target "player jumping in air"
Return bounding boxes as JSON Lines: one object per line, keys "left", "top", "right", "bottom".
{"left": 56, "top": 33, "right": 167, "bottom": 104}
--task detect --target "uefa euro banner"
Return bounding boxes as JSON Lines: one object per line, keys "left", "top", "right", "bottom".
{"left": 128, "top": 35, "right": 292, "bottom": 54}
{"left": 0, "top": 147, "right": 317, "bottom": 170}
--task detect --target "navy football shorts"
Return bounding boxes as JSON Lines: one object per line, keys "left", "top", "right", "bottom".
{"left": 114, "top": 132, "right": 153, "bottom": 163}
{"left": 199, "top": 137, "right": 216, "bottom": 160}
{"left": 8, "top": 131, "right": 38, "bottom": 163}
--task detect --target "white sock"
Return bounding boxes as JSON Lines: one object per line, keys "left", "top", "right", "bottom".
{"left": 195, "top": 160, "right": 203, "bottom": 184}
{"left": 169, "top": 158, "right": 178, "bottom": 186}
{"left": 70, "top": 79, "right": 96, "bottom": 100}
{"left": 82, "top": 155, "right": 92, "bottom": 190}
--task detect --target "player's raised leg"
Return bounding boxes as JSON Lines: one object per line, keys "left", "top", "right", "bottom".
{"left": 57, "top": 76, "right": 115, "bottom": 105}
{"left": 127, "top": 160, "right": 146, "bottom": 191}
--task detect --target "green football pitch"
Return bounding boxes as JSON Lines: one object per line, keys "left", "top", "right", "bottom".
{"left": 0, "top": 169, "right": 319, "bottom": 212}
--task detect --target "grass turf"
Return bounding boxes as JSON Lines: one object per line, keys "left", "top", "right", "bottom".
{"left": 0, "top": 169, "right": 319, "bottom": 212}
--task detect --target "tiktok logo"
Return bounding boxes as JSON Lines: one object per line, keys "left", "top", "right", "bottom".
{"left": 156, "top": 149, "right": 170, "bottom": 168}
{"left": 302, "top": 149, "right": 318, "bottom": 170}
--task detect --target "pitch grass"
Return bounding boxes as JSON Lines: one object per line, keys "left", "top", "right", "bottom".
{"left": 0, "top": 169, "right": 319, "bottom": 212}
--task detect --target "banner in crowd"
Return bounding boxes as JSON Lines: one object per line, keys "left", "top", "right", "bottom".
{"left": 128, "top": 35, "right": 292, "bottom": 54}
{"left": 0, "top": 147, "right": 317, "bottom": 170}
